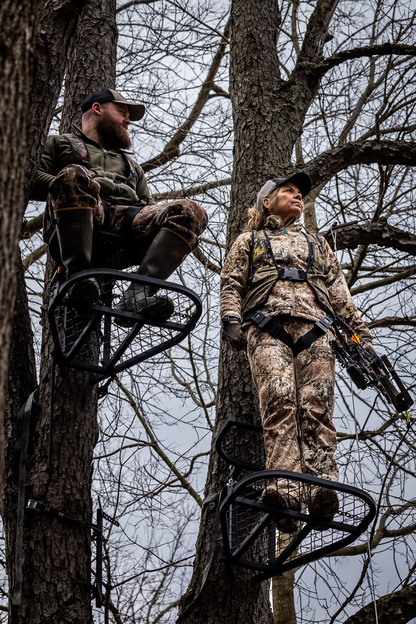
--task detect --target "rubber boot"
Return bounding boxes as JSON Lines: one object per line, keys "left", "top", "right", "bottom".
{"left": 54, "top": 206, "right": 101, "bottom": 304}
{"left": 308, "top": 487, "right": 339, "bottom": 531}
{"left": 115, "top": 228, "right": 192, "bottom": 326}
{"left": 262, "top": 484, "right": 301, "bottom": 534}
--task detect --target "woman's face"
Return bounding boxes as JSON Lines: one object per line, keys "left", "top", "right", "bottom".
{"left": 263, "top": 182, "right": 303, "bottom": 224}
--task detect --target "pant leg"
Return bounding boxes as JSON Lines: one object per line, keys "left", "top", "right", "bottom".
{"left": 246, "top": 318, "right": 338, "bottom": 483}
{"left": 291, "top": 319, "right": 338, "bottom": 482}
{"left": 108, "top": 198, "right": 208, "bottom": 251}
{"left": 246, "top": 324, "right": 303, "bottom": 475}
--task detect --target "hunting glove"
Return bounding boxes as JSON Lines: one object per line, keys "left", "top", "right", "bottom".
{"left": 222, "top": 321, "right": 246, "bottom": 351}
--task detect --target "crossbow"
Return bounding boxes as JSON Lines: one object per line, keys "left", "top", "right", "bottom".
{"left": 331, "top": 316, "right": 413, "bottom": 414}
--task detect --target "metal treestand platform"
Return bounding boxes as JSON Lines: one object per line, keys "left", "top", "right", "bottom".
{"left": 215, "top": 418, "right": 376, "bottom": 580}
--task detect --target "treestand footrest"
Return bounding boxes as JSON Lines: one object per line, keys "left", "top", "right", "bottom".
{"left": 48, "top": 268, "right": 202, "bottom": 383}
{"left": 220, "top": 469, "right": 376, "bottom": 580}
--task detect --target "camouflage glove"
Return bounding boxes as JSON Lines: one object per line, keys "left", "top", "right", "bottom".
{"left": 221, "top": 317, "right": 246, "bottom": 351}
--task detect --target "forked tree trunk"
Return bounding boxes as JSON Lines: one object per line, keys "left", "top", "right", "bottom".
{"left": 179, "top": 0, "right": 340, "bottom": 621}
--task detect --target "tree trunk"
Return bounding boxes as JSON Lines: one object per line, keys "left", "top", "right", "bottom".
{"left": 60, "top": 0, "right": 118, "bottom": 133}
{"left": 272, "top": 572, "right": 297, "bottom": 624}
{"left": 0, "top": 0, "right": 38, "bottom": 502}
{"left": 2, "top": 0, "right": 117, "bottom": 620}
{"left": 179, "top": 0, "right": 343, "bottom": 621}
{"left": 178, "top": 348, "right": 273, "bottom": 624}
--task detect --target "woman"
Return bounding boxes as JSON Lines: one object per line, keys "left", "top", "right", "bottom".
{"left": 220, "top": 173, "right": 372, "bottom": 531}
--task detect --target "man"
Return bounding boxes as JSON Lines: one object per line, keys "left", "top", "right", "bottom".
{"left": 32, "top": 88, "right": 208, "bottom": 318}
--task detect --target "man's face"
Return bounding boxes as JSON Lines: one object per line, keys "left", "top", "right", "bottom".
{"left": 264, "top": 182, "right": 303, "bottom": 224}
{"left": 95, "top": 102, "right": 132, "bottom": 150}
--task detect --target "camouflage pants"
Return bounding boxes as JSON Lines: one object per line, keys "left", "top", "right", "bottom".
{"left": 246, "top": 317, "right": 338, "bottom": 486}
{"left": 43, "top": 164, "right": 208, "bottom": 258}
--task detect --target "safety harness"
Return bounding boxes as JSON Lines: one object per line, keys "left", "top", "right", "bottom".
{"left": 242, "top": 228, "right": 335, "bottom": 356}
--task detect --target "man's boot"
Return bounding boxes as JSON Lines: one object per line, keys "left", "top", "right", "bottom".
{"left": 54, "top": 206, "right": 101, "bottom": 304}
{"left": 115, "top": 228, "right": 192, "bottom": 326}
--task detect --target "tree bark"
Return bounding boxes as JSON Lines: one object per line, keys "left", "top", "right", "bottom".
{"left": 60, "top": 0, "right": 118, "bottom": 133}
{"left": 343, "top": 584, "right": 416, "bottom": 624}
{"left": 0, "top": 0, "right": 38, "bottom": 504}
{"left": 2, "top": 0, "right": 117, "bottom": 620}
{"left": 24, "top": 0, "right": 88, "bottom": 201}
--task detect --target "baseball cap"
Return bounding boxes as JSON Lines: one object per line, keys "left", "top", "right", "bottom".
{"left": 81, "top": 88, "right": 146, "bottom": 121}
{"left": 256, "top": 172, "right": 312, "bottom": 212}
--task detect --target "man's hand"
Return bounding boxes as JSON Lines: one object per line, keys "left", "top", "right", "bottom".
{"left": 222, "top": 321, "right": 246, "bottom": 351}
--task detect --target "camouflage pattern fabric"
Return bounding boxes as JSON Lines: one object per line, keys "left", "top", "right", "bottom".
{"left": 220, "top": 214, "right": 372, "bottom": 341}
{"left": 43, "top": 164, "right": 208, "bottom": 251}
{"left": 246, "top": 317, "right": 338, "bottom": 487}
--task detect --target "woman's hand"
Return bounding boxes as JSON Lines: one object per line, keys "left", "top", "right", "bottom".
{"left": 222, "top": 321, "right": 246, "bottom": 351}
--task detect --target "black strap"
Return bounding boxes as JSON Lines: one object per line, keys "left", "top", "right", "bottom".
{"left": 101, "top": 199, "right": 111, "bottom": 231}
{"left": 13, "top": 391, "right": 39, "bottom": 470}
{"left": 292, "top": 314, "right": 334, "bottom": 356}
{"left": 243, "top": 310, "right": 294, "bottom": 350}
{"left": 12, "top": 392, "right": 37, "bottom": 624}
{"left": 119, "top": 205, "right": 146, "bottom": 238}
{"left": 244, "top": 310, "right": 334, "bottom": 356}
{"left": 262, "top": 229, "right": 308, "bottom": 282}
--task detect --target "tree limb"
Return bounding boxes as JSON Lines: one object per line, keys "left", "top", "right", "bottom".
{"left": 140, "top": 18, "right": 230, "bottom": 173}
{"left": 368, "top": 316, "right": 416, "bottom": 329}
{"left": 343, "top": 584, "right": 416, "bottom": 624}
{"left": 306, "top": 139, "right": 416, "bottom": 189}
{"left": 153, "top": 177, "right": 231, "bottom": 201}
{"left": 315, "top": 43, "right": 416, "bottom": 80}
{"left": 323, "top": 218, "right": 416, "bottom": 256}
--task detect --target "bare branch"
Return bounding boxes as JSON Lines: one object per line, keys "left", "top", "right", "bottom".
{"left": 305, "top": 139, "right": 416, "bottom": 190}
{"left": 153, "top": 177, "right": 231, "bottom": 201}
{"left": 315, "top": 43, "right": 416, "bottom": 80}
{"left": 323, "top": 218, "right": 416, "bottom": 257}
{"left": 140, "top": 18, "right": 230, "bottom": 173}
{"left": 22, "top": 243, "right": 47, "bottom": 270}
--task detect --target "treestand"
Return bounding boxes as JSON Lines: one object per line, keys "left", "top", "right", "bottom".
{"left": 48, "top": 268, "right": 202, "bottom": 384}
{"left": 216, "top": 419, "right": 376, "bottom": 581}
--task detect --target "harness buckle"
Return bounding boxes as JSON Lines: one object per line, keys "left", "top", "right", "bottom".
{"left": 252, "top": 311, "right": 270, "bottom": 330}
{"left": 315, "top": 315, "right": 334, "bottom": 332}
{"left": 277, "top": 268, "right": 307, "bottom": 282}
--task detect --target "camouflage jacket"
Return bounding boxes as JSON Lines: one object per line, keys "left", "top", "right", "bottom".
{"left": 32, "top": 126, "right": 154, "bottom": 207}
{"left": 220, "top": 214, "right": 371, "bottom": 340}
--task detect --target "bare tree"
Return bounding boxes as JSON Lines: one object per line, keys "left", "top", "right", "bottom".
{"left": 3, "top": 1, "right": 416, "bottom": 624}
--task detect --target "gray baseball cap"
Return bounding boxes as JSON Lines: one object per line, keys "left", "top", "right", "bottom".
{"left": 81, "top": 88, "right": 146, "bottom": 121}
{"left": 256, "top": 172, "right": 312, "bottom": 212}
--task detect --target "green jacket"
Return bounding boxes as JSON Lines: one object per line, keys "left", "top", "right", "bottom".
{"left": 31, "top": 126, "right": 155, "bottom": 206}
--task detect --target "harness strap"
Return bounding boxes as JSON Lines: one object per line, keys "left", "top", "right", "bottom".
{"left": 12, "top": 392, "right": 37, "bottom": 624}
{"left": 292, "top": 314, "right": 334, "bottom": 356}
{"left": 244, "top": 310, "right": 334, "bottom": 356}
{"left": 243, "top": 310, "right": 294, "bottom": 350}
{"left": 119, "top": 204, "right": 146, "bottom": 238}
{"left": 101, "top": 199, "right": 111, "bottom": 230}
{"left": 63, "top": 133, "right": 136, "bottom": 184}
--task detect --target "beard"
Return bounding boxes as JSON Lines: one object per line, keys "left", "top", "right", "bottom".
{"left": 96, "top": 112, "right": 132, "bottom": 150}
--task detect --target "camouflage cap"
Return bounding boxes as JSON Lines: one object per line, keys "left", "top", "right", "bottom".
{"left": 256, "top": 172, "right": 312, "bottom": 212}
{"left": 81, "top": 88, "right": 146, "bottom": 121}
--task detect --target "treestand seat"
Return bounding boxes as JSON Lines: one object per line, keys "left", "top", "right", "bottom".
{"left": 48, "top": 268, "right": 202, "bottom": 384}
{"left": 215, "top": 419, "right": 376, "bottom": 580}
